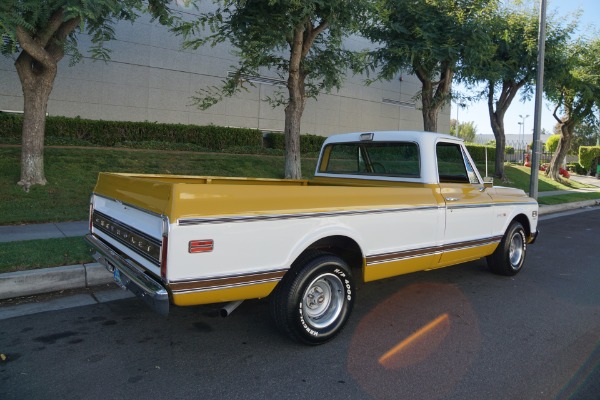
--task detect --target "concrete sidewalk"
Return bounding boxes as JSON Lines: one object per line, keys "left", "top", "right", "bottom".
{"left": 0, "top": 221, "right": 88, "bottom": 243}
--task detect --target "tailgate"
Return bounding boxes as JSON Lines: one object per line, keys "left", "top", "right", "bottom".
{"left": 90, "top": 193, "right": 168, "bottom": 279}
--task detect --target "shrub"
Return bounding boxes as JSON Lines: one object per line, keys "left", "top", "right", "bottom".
{"left": 579, "top": 146, "right": 600, "bottom": 170}
{"left": 566, "top": 162, "right": 587, "bottom": 175}
{"left": 545, "top": 134, "right": 561, "bottom": 153}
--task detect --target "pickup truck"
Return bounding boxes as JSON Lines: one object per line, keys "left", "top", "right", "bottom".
{"left": 85, "top": 131, "right": 538, "bottom": 344}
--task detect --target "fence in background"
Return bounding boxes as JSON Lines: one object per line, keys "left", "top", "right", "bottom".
{"left": 478, "top": 139, "right": 578, "bottom": 165}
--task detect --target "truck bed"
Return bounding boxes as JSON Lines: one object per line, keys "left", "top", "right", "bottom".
{"left": 93, "top": 172, "right": 439, "bottom": 223}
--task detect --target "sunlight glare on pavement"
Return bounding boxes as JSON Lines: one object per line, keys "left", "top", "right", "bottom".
{"left": 378, "top": 313, "right": 450, "bottom": 370}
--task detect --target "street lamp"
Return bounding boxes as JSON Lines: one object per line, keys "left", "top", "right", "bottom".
{"left": 453, "top": 100, "right": 465, "bottom": 137}
{"left": 529, "top": 0, "right": 548, "bottom": 200}
{"left": 519, "top": 114, "right": 530, "bottom": 150}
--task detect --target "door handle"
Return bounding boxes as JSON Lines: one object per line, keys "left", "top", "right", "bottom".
{"left": 445, "top": 197, "right": 460, "bottom": 202}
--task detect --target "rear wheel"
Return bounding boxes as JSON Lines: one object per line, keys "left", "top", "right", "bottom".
{"left": 270, "top": 252, "right": 355, "bottom": 345}
{"left": 487, "top": 221, "right": 527, "bottom": 276}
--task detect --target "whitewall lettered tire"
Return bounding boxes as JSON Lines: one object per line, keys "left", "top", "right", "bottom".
{"left": 270, "top": 252, "right": 355, "bottom": 345}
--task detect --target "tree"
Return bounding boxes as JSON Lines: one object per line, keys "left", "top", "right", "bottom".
{"left": 450, "top": 119, "right": 477, "bottom": 142}
{"left": 545, "top": 134, "right": 560, "bottom": 153}
{"left": 363, "top": 0, "right": 496, "bottom": 132}
{"left": 450, "top": 119, "right": 458, "bottom": 136}
{"left": 545, "top": 38, "right": 600, "bottom": 181}
{"left": 570, "top": 123, "right": 599, "bottom": 152}
{"left": 464, "top": 4, "right": 573, "bottom": 181}
{"left": 457, "top": 121, "right": 477, "bottom": 143}
{"left": 0, "top": 0, "right": 172, "bottom": 190}
{"left": 176, "top": 0, "right": 370, "bottom": 179}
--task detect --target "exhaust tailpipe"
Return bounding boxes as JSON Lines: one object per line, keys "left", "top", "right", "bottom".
{"left": 220, "top": 300, "right": 243, "bottom": 317}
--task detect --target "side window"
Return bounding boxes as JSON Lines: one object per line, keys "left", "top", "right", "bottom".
{"left": 436, "top": 142, "right": 469, "bottom": 183}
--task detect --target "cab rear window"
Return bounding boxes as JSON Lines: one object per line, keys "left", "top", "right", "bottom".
{"left": 319, "top": 142, "right": 420, "bottom": 178}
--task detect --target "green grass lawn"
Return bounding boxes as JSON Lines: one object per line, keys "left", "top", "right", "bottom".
{"left": 489, "top": 164, "right": 600, "bottom": 205}
{"left": 0, "top": 146, "right": 318, "bottom": 225}
{"left": 0, "top": 236, "right": 94, "bottom": 273}
{"left": 537, "top": 192, "right": 600, "bottom": 205}
{"left": 501, "top": 164, "right": 593, "bottom": 192}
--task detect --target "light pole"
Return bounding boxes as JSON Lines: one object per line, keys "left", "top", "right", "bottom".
{"left": 529, "top": 0, "right": 548, "bottom": 199}
{"left": 453, "top": 100, "right": 464, "bottom": 137}
{"left": 519, "top": 114, "right": 529, "bottom": 150}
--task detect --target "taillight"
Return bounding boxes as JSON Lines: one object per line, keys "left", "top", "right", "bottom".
{"left": 160, "top": 235, "right": 168, "bottom": 280}
{"left": 89, "top": 195, "right": 94, "bottom": 232}
{"left": 160, "top": 216, "right": 170, "bottom": 280}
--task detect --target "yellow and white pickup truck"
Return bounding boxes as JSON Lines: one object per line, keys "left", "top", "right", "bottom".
{"left": 85, "top": 131, "right": 538, "bottom": 344}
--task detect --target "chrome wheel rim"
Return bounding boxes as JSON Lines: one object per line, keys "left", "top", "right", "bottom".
{"left": 302, "top": 273, "right": 344, "bottom": 330}
{"left": 509, "top": 231, "right": 524, "bottom": 267}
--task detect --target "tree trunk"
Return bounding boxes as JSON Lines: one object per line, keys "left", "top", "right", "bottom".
{"left": 420, "top": 80, "right": 437, "bottom": 132}
{"left": 284, "top": 99, "right": 304, "bottom": 179}
{"left": 422, "top": 106, "right": 438, "bottom": 132}
{"left": 488, "top": 84, "right": 507, "bottom": 181}
{"left": 416, "top": 65, "right": 452, "bottom": 133}
{"left": 15, "top": 55, "right": 57, "bottom": 190}
{"left": 547, "top": 121, "right": 574, "bottom": 181}
{"left": 12, "top": 14, "right": 80, "bottom": 191}
{"left": 284, "top": 23, "right": 313, "bottom": 180}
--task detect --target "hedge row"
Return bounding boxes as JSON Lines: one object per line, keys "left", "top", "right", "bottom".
{"left": 579, "top": 146, "right": 600, "bottom": 170}
{"left": 264, "top": 132, "right": 326, "bottom": 155}
{"left": 0, "top": 114, "right": 263, "bottom": 150}
{"left": 465, "top": 144, "right": 496, "bottom": 164}
{"left": 1, "top": 113, "right": 496, "bottom": 161}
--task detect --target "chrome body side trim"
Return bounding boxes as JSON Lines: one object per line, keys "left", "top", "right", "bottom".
{"left": 178, "top": 206, "right": 442, "bottom": 226}
{"left": 366, "top": 235, "right": 503, "bottom": 265}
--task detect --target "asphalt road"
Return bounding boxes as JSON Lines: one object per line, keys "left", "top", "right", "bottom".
{"left": 1, "top": 208, "right": 599, "bottom": 400}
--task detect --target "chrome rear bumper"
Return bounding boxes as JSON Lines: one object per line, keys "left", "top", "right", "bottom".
{"left": 85, "top": 234, "right": 169, "bottom": 315}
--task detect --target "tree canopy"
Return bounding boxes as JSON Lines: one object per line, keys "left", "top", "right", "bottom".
{"left": 363, "top": 0, "right": 497, "bottom": 132}
{"left": 459, "top": 2, "right": 574, "bottom": 181}
{"left": 451, "top": 120, "right": 478, "bottom": 143}
{"left": 176, "top": 0, "right": 371, "bottom": 179}
{"left": 544, "top": 37, "right": 600, "bottom": 181}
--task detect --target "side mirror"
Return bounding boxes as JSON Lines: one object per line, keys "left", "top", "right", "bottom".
{"left": 483, "top": 177, "right": 494, "bottom": 188}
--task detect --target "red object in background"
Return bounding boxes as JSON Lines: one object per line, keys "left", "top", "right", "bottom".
{"left": 524, "top": 153, "right": 531, "bottom": 167}
{"left": 538, "top": 164, "right": 570, "bottom": 179}
{"left": 559, "top": 168, "right": 570, "bottom": 179}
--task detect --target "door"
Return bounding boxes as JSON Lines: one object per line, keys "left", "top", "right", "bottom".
{"left": 436, "top": 142, "right": 497, "bottom": 267}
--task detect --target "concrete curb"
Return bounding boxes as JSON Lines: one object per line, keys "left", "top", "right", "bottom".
{"left": 0, "top": 262, "right": 113, "bottom": 300}
{"left": 539, "top": 199, "right": 600, "bottom": 215}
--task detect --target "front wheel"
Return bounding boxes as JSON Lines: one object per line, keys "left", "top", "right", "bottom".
{"left": 270, "top": 252, "right": 355, "bottom": 345}
{"left": 487, "top": 221, "right": 527, "bottom": 276}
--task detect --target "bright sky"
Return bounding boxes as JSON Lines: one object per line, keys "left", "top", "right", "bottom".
{"left": 455, "top": 0, "right": 600, "bottom": 140}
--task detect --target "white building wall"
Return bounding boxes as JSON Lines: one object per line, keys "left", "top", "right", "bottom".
{"left": 0, "top": 7, "right": 450, "bottom": 136}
